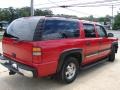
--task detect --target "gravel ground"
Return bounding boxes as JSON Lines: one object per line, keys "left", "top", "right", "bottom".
{"left": 0, "top": 41, "right": 120, "bottom": 90}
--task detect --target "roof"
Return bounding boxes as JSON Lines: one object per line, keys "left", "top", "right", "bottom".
{"left": 15, "top": 16, "right": 102, "bottom": 26}
{"left": 45, "top": 16, "right": 80, "bottom": 22}
{"left": 80, "top": 20, "right": 101, "bottom": 25}
{"left": 45, "top": 17, "right": 102, "bottom": 26}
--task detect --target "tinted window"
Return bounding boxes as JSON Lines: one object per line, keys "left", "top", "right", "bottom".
{"left": 5, "top": 17, "right": 40, "bottom": 41}
{"left": 83, "top": 24, "right": 96, "bottom": 38}
{"left": 33, "top": 19, "right": 45, "bottom": 41}
{"left": 42, "top": 20, "right": 79, "bottom": 40}
{"left": 96, "top": 25, "right": 107, "bottom": 37}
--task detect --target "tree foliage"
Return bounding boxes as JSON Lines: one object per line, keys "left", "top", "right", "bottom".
{"left": 54, "top": 14, "right": 78, "bottom": 19}
{"left": 35, "top": 9, "right": 53, "bottom": 16}
{"left": 113, "top": 13, "right": 120, "bottom": 30}
{"left": 80, "top": 15, "right": 111, "bottom": 24}
{"left": 0, "top": 7, "right": 53, "bottom": 22}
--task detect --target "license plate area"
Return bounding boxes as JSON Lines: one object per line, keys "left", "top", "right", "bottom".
{"left": 0, "top": 55, "right": 35, "bottom": 78}
{"left": 10, "top": 61, "right": 18, "bottom": 70}
{"left": 0, "top": 59, "right": 18, "bottom": 70}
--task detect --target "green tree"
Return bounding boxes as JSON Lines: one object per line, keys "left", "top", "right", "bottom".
{"left": 34, "top": 9, "right": 53, "bottom": 16}
{"left": 89, "top": 15, "right": 94, "bottom": 21}
{"left": 0, "top": 7, "right": 53, "bottom": 22}
{"left": 8, "top": 7, "right": 18, "bottom": 22}
{"left": 54, "top": 14, "right": 78, "bottom": 19}
{"left": 113, "top": 13, "right": 120, "bottom": 30}
{"left": 17, "top": 7, "right": 31, "bottom": 17}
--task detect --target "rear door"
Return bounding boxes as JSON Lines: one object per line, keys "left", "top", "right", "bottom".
{"left": 2, "top": 38, "right": 33, "bottom": 63}
{"left": 82, "top": 23, "right": 100, "bottom": 64}
{"left": 2, "top": 17, "right": 41, "bottom": 64}
{"left": 95, "top": 25, "right": 111, "bottom": 58}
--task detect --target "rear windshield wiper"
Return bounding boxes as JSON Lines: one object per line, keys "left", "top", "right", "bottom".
{"left": 5, "top": 33, "right": 19, "bottom": 40}
{"left": 7, "top": 34, "right": 21, "bottom": 41}
{"left": 12, "top": 37, "right": 25, "bottom": 43}
{"left": 11, "top": 37, "right": 19, "bottom": 40}
{"left": 11, "top": 36, "right": 27, "bottom": 42}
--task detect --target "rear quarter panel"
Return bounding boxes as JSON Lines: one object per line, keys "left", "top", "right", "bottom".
{"left": 33, "top": 38, "right": 86, "bottom": 76}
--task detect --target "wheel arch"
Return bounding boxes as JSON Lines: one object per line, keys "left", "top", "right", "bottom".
{"left": 56, "top": 48, "right": 83, "bottom": 72}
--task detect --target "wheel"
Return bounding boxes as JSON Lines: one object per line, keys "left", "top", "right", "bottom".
{"left": 58, "top": 57, "right": 79, "bottom": 84}
{"left": 108, "top": 46, "right": 115, "bottom": 62}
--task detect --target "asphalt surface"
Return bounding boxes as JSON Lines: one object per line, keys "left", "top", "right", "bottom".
{"left": 0, "top": 30, "right": 120, "bottom": 90}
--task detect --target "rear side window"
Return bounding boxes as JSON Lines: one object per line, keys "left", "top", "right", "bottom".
{"left": 96, "top": 25, "right": 107, "bottom": 37}
{"left": 42, "top": 20, "right": 80, "bottom": 40}
{"left": 83, "top": 24, "right": 96, "bottom": 38}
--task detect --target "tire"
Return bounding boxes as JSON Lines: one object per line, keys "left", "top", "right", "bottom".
{"left": 58, "top": 57, "right": 79, "bottom": 84}
{"left": 108, "top": 46, "right": 115, "bottom": 62}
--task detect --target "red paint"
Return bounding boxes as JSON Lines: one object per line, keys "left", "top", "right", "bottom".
{"left": 2, "top": 20, "right": 118, "bottom": 77}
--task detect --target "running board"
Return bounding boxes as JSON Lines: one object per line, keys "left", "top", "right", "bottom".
{"left": 80, "top": 58, "right": 109, "bottom": 70}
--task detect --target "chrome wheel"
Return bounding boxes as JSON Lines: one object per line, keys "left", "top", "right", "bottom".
{"left": 65, "top": 62, "right": 76, "bottom": 80}
{"left": 58, "top": 57, "right": 78, "bottom": 83}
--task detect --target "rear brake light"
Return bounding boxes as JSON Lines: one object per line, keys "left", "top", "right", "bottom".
{"left": 32, "top": 47, "right": 41, "bottom": 56}
{"left": 33, "top": 47, "right": 41, "bottom": 52}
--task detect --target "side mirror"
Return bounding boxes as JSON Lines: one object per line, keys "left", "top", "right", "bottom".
{"left": 108, "top": 33, "right": 114, "bottom": 37}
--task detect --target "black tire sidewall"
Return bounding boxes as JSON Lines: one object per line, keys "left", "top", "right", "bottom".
{"left": 60, "top": 57, "right": 79, "bottom": 83}
{"left": 109, "top": 46, "right": 115, "bottom": 62}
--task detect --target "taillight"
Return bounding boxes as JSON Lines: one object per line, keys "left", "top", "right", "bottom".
{"left": 32, "top": 47, "right": 41, "bottom": 56}
{"left": 32, "top": 47, "right": 41, "bottom": 63}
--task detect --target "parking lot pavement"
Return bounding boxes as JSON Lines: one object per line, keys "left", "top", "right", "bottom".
{"left": 0, "top": 42, "right": 120, "bottom": 90}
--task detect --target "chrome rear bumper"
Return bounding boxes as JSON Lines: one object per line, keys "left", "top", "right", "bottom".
{"left": 0, "top": 54, "right": 36, "bottom": 78}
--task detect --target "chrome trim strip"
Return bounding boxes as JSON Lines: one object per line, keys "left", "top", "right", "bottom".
{"left": 86, "top": 53, "right": 98, "bottom": 58}
{"left": 85, "top": 48, "right": 111, "bottom": 58}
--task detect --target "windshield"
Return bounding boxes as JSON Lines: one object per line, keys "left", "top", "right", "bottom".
{"left": 5, "top": 17, "right": 40, "bottom": 41}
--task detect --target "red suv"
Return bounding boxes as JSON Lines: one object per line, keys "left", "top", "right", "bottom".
{"left": 0, "top": 17, "right": 118, "bottom": 83}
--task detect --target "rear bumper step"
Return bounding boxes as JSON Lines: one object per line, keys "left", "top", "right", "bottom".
{"left": 0, "top": 54, "right": 36, "bottom": 78}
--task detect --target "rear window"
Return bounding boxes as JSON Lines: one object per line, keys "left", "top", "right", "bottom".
{"left": 4, "top": 18, "right": 79, "bottom": 41}
{"left": 4, "top": 17, "right": 40, "bottom": 41}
